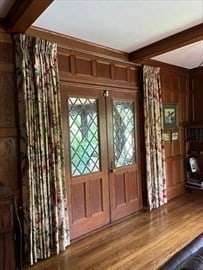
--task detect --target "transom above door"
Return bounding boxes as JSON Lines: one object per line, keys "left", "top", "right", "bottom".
{"left": 61, "top": 85, "right": 142, "bottom": 239}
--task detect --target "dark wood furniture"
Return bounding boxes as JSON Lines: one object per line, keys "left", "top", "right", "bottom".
{"left": 0, "top": 182, "right": 22, "bottom": 270}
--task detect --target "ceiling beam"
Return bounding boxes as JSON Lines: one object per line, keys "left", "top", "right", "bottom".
{"left": 129, "top": 23, "right": 203, "bottom": 63}
{"left": 5, "top": 0, "right": 53, "bottom": 33}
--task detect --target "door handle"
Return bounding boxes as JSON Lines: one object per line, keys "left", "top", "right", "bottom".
{"left": 109, "top": 161, "right": 115, "bottom": 172}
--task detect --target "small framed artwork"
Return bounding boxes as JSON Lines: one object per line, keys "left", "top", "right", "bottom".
{"left": 163, "top": 103, "right": 177, "bottom": 128}
{"left": 172, "top": 131, "right": 179, "bottom": 141}
{"left": 163, "top": 130, "right": 171, "bottom": 142}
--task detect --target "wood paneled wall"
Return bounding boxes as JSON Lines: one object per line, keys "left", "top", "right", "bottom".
{"left": 27, "top": 27, "right": 140, "bottom": 90}
{"left": 0, "top": 27, "right": 20, "bottom": 197}
{"left": 189, "top": 67, "right": 203, "bottom": 124}
{"left": 161, "top": 64, "right": 189, "bottom": 200}
{"left": 58, "top": 50, "right": 139, "bottom": 89}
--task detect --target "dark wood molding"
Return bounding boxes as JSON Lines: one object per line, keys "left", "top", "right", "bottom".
{"left": 27, "top": 26, "right": 130, "bottom": 62}
{"left": 0, "top": 128, "right": 17, "bottom": 138}
{"left": 130, "top": 23, "right": 203, "bottom": 62}
{"left": 190, "top": 66, "right": 203, "bottom": 74}
{"left": 143, "top": 59, "right": 189, "bottom": 74}
{"left": 5, "top": 0, "right": 53, "bottom": 33}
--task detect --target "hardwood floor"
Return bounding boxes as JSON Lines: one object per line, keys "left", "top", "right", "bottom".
{"left": 30, "top": 191, "right": 203, "bottom": 270}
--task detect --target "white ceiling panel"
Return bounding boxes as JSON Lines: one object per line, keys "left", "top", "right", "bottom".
{"left": 33, "top": 0, "right": 203, "bottom": 52}
{"left": 33, "top": 0, "right": 203, "bottom": 68}
{"left": 152, "top": 41, "right": 203, "bottom": 69}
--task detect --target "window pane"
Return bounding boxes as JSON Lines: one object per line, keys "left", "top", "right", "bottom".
{"left": 113, "top": 100, "right": 135, "bottom": 168}
{"left": 68, "top": 98, "right": 100, "bottom": 176}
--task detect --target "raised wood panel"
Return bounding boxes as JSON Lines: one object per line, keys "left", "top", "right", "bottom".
{"left": 0, "top": 43, "right": 13, "bottom": 63}
{"left": 171, "top": 76, "right": 179, "bottom": 93}
{"left": 179, "top": 94, "right": 185, "bottom": 123}
{"left": 162, "top": 71, "right": 171, "bottom": 91}
{"left": 114, "top": 65, "right": 128, "bottom": 82}
{"left": 89, "top": 178, "right": 103, "bottom": 216}
{"left": 58, "top": 53, "right": 71, "bottom": 74}
{"left": 56, "top": 46, "right": 139, "bottom": 89}
{"left": 190, "top": 70, "right": 203, "bottom": 124}
{"left": 0, "top": 205, "right": 11, "bottom": 230}
{"left": 110, "top": 168, "right": 142, "bottom": 222}
{"left": 172, "top": 141, "right": 181, "bottom": 156}
{"left": 0, "top": 138, "right": 18, "bottom": 192}
{"left": 71, "top": 182, "right": 86, "bottom": 223}
{"left": 178, "top": 75, "right": 188, "bottom": 92}
{"left": 128, "top": 170, "right": 139, "bottom": 201}
{"left": 115, "top": 173, "right": 125, "bottom": 206}
{"left": 75, "top": 57, "right": 92, "bottom": 76}
{"left": 166, "top": 158, "right": 173, "bottom": 188}
{"left": 96, "top": 61, "right": 111, "bottom": 79}
{"left": 0, "top": 71, "right": 16, "bottom": 127}
{"left": 0, "top": 35, "right": 21, "bottom": 270}
{"left": 172, "top": 157, "right": 184, "bottom": 185}
{"left": 164, "top": 143, "right": 172, "bottom": 158}
{"left": 129, "top": 67, "right": 136, "bottom": 83}
{"left": 0, "top": 233, "right": 15, "bottom": 270}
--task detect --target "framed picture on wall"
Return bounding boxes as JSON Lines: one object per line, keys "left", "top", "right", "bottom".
{"left": 163, "top": 103, "right": 177, "bottom": 128}
{"left": 172, "top": 131, "right": 179, "bottom": 141}
{"left": 163, "top": 130, "right": 171, "bottom": 142}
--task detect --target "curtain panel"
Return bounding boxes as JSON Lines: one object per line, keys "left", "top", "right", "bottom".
{"left": 14, "top": 34, "right": 70, "bottom": 265}
{"left": 143, "top": 65, "right": 167, "bottom": 210}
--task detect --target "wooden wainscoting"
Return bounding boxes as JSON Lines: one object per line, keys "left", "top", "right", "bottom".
{"left": 161, "top": 66, "right": 189, "bottom": 200}
{"left": 29, "top": 191, "right": 203, "bottom": 270}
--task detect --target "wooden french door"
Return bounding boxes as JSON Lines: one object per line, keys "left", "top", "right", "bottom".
{"left": 61, "top": 85, "right": 142, "bottom": 239}
{"left": 106, "top": 91, "right": 142, "bottom": 221}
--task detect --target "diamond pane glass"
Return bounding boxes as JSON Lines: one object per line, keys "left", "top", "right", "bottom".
{"left": 68, "top": 98, "right": 100, "bottom": 176}
{"left": 113, "top": 100, "right": 135, "bottom": 168}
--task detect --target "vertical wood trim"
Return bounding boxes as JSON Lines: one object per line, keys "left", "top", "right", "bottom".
{"left": 92, "top": 60, "right": 97, "bottom": 77}
{"left": 85, "top": 181, "right": 90, "bottom": 218}
{"left": 70, "top": 55, "right": 76, "bottom": 75}
{"left": 124, "top": 172, "right": 129, "bottom": 203}
{"left": 110, "top": 64, "right": 115, "bottom": 80}
{"left": 127, "top": 67, "right": 130, "bottom": 83}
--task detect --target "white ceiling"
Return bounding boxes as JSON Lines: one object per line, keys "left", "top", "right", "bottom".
{"left": 0, "top": 0, "right": 15, "bottom": 18}
{"left": 33, "top": 0, "right": 203, "bottom": 52}
{"left": 153, "top": 41, "right": 203, "bottom": 69}
{"left": 33, "top": 0, "right": 203, "bottom": 69}
{"left": 10, "top": 0, "right": 203, "bottom": 69}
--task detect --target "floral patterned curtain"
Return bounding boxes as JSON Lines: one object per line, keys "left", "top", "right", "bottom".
{"left": 143, "top": 65, "right": 167, "bottom": 210}
{"left": 14, "top": 34, "right": 70, "bottom": 265}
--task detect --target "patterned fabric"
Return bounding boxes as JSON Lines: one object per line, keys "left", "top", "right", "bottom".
{"left": 14, "top": 34, "right": 70, "bottom": 265}
{"left": 143, "top": 65, "right": 167, "bottom": 210}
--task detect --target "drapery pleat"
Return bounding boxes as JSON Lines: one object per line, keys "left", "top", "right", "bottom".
{"left": 143, "top": 65, "right": 167, "bottom": 210}
{"left": 14, "top": 34, "right": 70, "bottom": 265}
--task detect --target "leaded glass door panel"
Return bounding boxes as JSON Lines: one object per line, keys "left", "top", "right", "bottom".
{"left": 106, "top": 91, "right": 142, "bottom": 222}
{"left": 61, "top": 86, "right": 109, "bottom": 239}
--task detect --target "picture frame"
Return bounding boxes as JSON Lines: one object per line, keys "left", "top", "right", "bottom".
{"left": 163, "top": 103, "right": 177, "bottom": 128}
{"left": 172, "top": 131, "right": 179, "bottom": 141}
{"left": 163, "top": 130, "right": 171, "bottom": 142}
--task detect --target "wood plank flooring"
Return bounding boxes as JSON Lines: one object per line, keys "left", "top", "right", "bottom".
{"left": 30, "top": 191, "right": 203, "bottom": 270}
